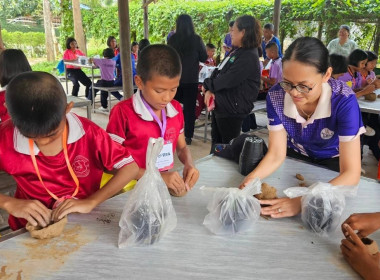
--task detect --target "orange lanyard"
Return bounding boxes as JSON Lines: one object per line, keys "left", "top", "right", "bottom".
{"left": 348, "top": 67, "right": 356, "bottom": 88}
{"left": 28, "top": 124, "right": 79, "bottom": 201}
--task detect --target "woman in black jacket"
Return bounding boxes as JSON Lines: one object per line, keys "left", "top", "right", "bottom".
{"left": 203, "top": 15, "right": 261, "bottom": 147}
{"left": 168, "top": 14, "right": 207, "bottom": 145}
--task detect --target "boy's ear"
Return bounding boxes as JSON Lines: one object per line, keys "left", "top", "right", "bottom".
{"left": 134, "top": 75, "right": 144, "bottom": 90}
{"left": 66, "top": 101, "right": 74, "bottom": 114}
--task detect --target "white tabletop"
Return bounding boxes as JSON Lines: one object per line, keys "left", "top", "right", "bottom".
{"left": 357, "top": 88, "right": 380, "bottom": 114}
{"left": 64, "top": 60, "right": 97, "bottom": 69}
{"left": 1, "top": 156, "right": 379, "bottom": 279}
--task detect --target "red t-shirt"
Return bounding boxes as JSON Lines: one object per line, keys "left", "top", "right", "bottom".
{"left": 0, "top": 89, "right": 10, "bottom": 123}
{"left": 0, "top": 113, "right": 134, "bottom": 230}
{"left": 63, "top": 49, "right": 86, "bottom": 69}
{"left": 106, "top": 90, "right": 184, "bottom": 169}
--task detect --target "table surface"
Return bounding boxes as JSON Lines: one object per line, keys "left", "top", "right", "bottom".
{"left": 64, "top": 60, "right": 97, "bottom": 69}
{"left": 1, "top": 156, "right": 379, "bottom": 279}
{"left": 357, "top": 88, "right": 380, "bottom": 114}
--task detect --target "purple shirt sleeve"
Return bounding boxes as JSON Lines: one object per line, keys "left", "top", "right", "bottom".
{"left": 269, "top": 59, "right": 283, "bottom": 84}
{"left": 93, "top": 58, "right": 116, "bottom": 81}
{"left": 266, "top": 92, "right": 283, "bottom": 128}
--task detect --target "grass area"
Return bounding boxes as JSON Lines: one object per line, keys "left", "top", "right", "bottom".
{"left": 1, "top": 18, "right": 45, "bottom": 33}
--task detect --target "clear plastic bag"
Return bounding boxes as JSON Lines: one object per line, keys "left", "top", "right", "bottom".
{"left": 203, "top": 178, "right": 262, "bottom": 235}
{"left": 118, "top": 138, "right": 177, "bottom": 247}
{"left": 284, "top": 182, "right": 357, "bottom": 237}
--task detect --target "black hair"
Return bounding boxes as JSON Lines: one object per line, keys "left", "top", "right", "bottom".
{"left": 66, "top": 37, "right": 76, "bottom": 50}
{"left": 131, "top": 41, "right": 138, "bottom": 52}
{"left": 206, "top": 43, "right": 216, "bottom": 49}
{"left": 103, "top": 48, "right": 115, "bottom": 58}
{"left": 6, "top": 72, "right": 67, "bottom": 137}
{"left": 138, "top": 39, "right": 151, "bottom": 55}
{"left": 366, "top": 51, "right": 378, "bottom": 62}
{"left": 137, "top": 44, "right": 181, "bottom": 83}
{"left": 107, "top": 36, "right": 116, "bottom": 47}
{"left": 329, "top": 54, "right": 348, "bottom": 75}
{"left": 265, "top": 42, "right": 278, "bottom": 50}
{"left": 235, "top": 15, "right": 261, "bottom": 49}
{"left": 340, "top": 25, "right": 350, "bottom": 33}
{"left": 264, "top": 23, "right": 274, "bottom": 31}
{"left": 229, "top": 21, "right": 235, "bottom": 27}
{"left": 167, "top": 14, "right": 197, "bottom": 56}
{"left": 348, "top": 49, "right": 368, "bottom": 67}
{"left": 283, "top": 37, "right": 329, "bottom": 74}
{"left": 0, "top": 49, "right": 32, "bottom": 87}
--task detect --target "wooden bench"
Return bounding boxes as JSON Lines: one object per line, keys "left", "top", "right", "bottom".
{"left": 91, "top": 86, "right": 124, "bottom": 114}
{"left": 67, "top": 96, "right": 92, "bottom": 120}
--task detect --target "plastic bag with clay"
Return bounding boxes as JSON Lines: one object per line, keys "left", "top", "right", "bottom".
{"left": 203, "top": 178, "right": 262, "bottom": 235}
{"left": 284, "top": 182, "right": 357, "bottom": 237}
{"left": 118, "top": 138, "right": 177, "bottom": 247}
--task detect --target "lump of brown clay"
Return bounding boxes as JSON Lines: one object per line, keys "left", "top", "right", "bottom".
{"left": 299, "top": 182, "right": 306, "bottom": 187}
{"left": 365, "top": 93, "right": 377, "bottom": 101}
{"left": 255, "top": 183, "right": 277, "bottom": 200}
{"left": 361, "top": 237, "right": 379, "bottom": 255}
{"left": 26, "top": 216, "right": 67, "bottom": 239}
{"left": 296, "top": 173, "right": 304, "bottom": 181}
{"left": 377, "top": 94, "right": 380, "bottom": 98}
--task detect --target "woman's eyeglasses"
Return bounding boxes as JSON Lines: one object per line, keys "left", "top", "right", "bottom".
{"left": 279, "top": 81, "right": 315, "bottom": 94}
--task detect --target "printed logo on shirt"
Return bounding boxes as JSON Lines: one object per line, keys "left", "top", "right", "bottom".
{"left": 229, "top": 56, "right": 236, "bottom": 63}
{"left": 165, "top": 127, "right": 176, "bottom": 142}
{"left": 72, "top": 155, "right": 90, "bottom": 177}
{"left": 320, "top": 128, "right": 334, "bottom": 140}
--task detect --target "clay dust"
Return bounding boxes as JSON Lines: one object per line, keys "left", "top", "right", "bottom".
{"left": 0, "top": 224, "right": 96, "bottom": 280}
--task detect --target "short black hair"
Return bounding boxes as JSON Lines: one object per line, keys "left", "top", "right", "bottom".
{"left": 138, "top": 39, "right": 151, "bottom": 53}
{"left": 348, "top": 49, "right": 368, "bottom": 67}
{"left": 6, "top": 72, "right": 67, "bottom": 137}
{"left": 66, "top": 37, "right": 76, "bottom": 50}
{"left": 206, "top": 43, "right": 216, "bottom": 49}
{"left": 103, "top": 48, "right": 115, "bottom": 58}
{"left": 283, "top": 37, "right": 329, "bottom": 74}
{"left": 235, "top": 15, "right": 261, "bottom": 49}
{"left": 265, "top": 42, "right": 278, "bottom": 51}
{"left": 0, "top": 49, "right": 32, "bottom": 87}
{"left": 107, "top": 36, "right": 116, "bottom": 47}
{"left": 229, "top": 21, "right": 235, "bottom": 27}
{"left": 329, "top": 54, "right": 348, "bottom": 75}
{"left": 366, "top": 51, "right": 378, "bottom": 62}
{"left": 137, "top": 44, "right": 181, "bottom": 83}
{"left": 264, "top": 23, "right": 274, "bottom": 31}
{"left": 340, "top": 25, "right": 350, "bottom": 33}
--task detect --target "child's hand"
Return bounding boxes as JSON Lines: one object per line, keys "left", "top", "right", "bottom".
{"left": 342, "top": 213, "right": 380, "bottom": 238}
{"left": 373, "top": 79, "right": 380, "bottom": 89}
{"left": 161, "top": 171, "right": 186, "bottom": 196}
{"left": 4, "top": 198, "right": 51, "bottom": 227}
{"left": 183, "top": 165, "right": 199, "bottom": 190}
{"left": 51, "top": 198, "right": 97, "bottom": 222}
{"left": 204, "top": 91, "right": 215, "bottom": 107}
{"left": 340, "top": 224, "right": 380, "bottom": 280}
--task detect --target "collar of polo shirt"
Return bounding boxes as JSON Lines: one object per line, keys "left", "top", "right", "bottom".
{"left": 132, "top": 89, "right": 179, "bottom": 121}
{"left": 284, "top": 82, "right": 332, "bottom": 125}
{"left": 0, "top": 85, "right": 7, "bottom": 91}
{"left": 14, "top": 112, "right": 85, "bottom": 155}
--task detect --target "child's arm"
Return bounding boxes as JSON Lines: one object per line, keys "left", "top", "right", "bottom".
{"left": 341, "top": 224, "right": 380, "bottom": 280}
{"left": 176, "top": 134, "right": 199, "bottom": 190}
{"left": 52, "top": 162, "right": 139, "bottom": 221}
{"left": 342, "top": 212, "right": 380, "bottom": 238}
{"left": 0, "top": 194, "right": 51, "bottom": 227}
{"left": 355, "top": 84, "right": 376, "bottom": 98}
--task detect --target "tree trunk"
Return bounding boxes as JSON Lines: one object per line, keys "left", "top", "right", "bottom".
{"left": 43, "top": 0, "right": 55, "bottom": 61}
{"left": 273, "top": 0, "right": 282, "bottom": 37}
{"left": 374, "top": 20, "right": 380, "bottom": 56}
{"left": 143, "top": 0, "right": 149, "bottom": 39}
{"left": 317, "top": 21, "right": 324, "bottom": 40}
{"left": 118, "top": 0, "right": 134, "bottom": 99}
{"left": 72, "top": 0, "right": 87, "bottom": 55}
{"left": 0, "top": 24, "right": 5, "bottom": 52}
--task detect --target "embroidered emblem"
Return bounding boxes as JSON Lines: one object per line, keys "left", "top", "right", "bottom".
{"left": 320, "top": 128, "right": 334, "bottom": 140}
{"left": 229, "top": 56, "right": 236, "bottom": 63}
{"left": 72, "top": 155, "right": 90, "bottom": 177}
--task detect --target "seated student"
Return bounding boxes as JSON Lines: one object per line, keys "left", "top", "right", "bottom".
{"left": 205, "top": 43, "right": 216, "bottom": 66}
{"left": 0, "top": 72, "right": 138, "bottom": 230}
{"left": 360, "top": 51, "right": 380, "bottom": 88}
{"left": 0, "top": 49, "right": 32, "bottom": 124}
{"left": 261, "top": 23, "right": 283, "bottom": 67}
{"left": 261, "top": 42, "right": 282, "bottom": 89}
{"left": 240, "top": 37, "right": 363, "bottom": 218}
{"left": 113, "top": 52, "right": 136, "bottom": 87}
{"left": 107, "top": 36, "right": 119, "bottom": 56}
{"left": 107, "top": 44, "right": 199, "bottom": 197}
{"left": 341, "top": 213, "right": 380, "bottom": 279}
{"left": 88, "top": 48, "right": 123, "bottom": 112}
{"left": 338, "top": 49, "right": 376, "bottom": 98}
{"left": 329, "top": 54, "right": 348, "bottom": 79}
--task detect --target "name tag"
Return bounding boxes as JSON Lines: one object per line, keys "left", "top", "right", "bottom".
{"left": 156, "top": 141, "right": 174, "bottom": 171}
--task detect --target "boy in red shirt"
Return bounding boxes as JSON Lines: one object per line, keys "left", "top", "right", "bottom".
{"left": 107, "top": 44, "right": 199, "bottom": 197}
{"left": 0, "top": 72, "right": 138, "bottom": 230}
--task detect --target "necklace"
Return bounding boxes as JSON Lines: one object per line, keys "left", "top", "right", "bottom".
{"left": 298, "top": 107, "right": 313, "bottom": 121}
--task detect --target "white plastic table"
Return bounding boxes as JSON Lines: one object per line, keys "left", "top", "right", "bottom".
{"left": 1, "top": 156, "right": 379, "bottom": 279}
{"left": 357, "top": 88, "right": 380, "bottom": 114}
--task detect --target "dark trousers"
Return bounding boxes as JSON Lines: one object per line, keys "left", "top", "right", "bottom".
{"left": 174, "top": 83, "right": 198, "bottom": 139}
{"left": 66, "top": 68, "right": 92, "bottom": 97}
{"left": 242, "top": 113, "right": 257, "bottom": 132}
{"left": 287, "top": 148, "right": 340, "bottom": 172}
{"left": 211, "top": 113, "right": 245, "bottom": 146}
{"left": 88, "top": 80, "right": 123, "bottom": 108}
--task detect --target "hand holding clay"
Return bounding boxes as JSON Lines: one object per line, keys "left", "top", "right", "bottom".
{"left": 183, "top": 165, "right": 199, "bottom": 190}
{"left": 340, "top": 224, "right": 380, "bottom": 280}
{"left": 342, "top": 212, "right": 380, "bottom": 238}
{"left": 26, "top": 216, "right": 68, "bottom": 239}
{"left": 161, "top": 171, "right": 187, "bottom": 197}
{"left": 51, "top": 198, "right": 97, "bottom": 222}
{"left": 260, "top": 197, "right": 302, "bottom": 218}
{"left": 4, "top": 197, "right": 51, "bottom": 227}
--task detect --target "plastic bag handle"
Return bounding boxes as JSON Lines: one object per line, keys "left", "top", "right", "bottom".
{"left": 145, "top": 137, "right": 164, "bottom": 172}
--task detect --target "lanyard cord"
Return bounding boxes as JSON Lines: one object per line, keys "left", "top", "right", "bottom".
{"left": 141, "top": 95, "right": 167, "bottom": 138}
{"left": 28, "top": 124, "right": 79, "bottom": 200}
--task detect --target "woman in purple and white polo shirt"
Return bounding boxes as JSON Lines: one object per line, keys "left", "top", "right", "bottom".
{"left": 240, "top": 37, "right": 364, "bottom": 218}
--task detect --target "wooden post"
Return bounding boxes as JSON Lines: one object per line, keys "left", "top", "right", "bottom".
{"left": 118, "top": 0, "right": 134, "bottom": 99}
{"left": 143, "top": 0, "right": 149, "bottom": 39}
{"left": 273, "top": 0, "right": 282, "bottom": 37}
{"left": 374, "top": 20, "right": 380, "bottom": 56}
{"left": 43, "top": 0, "right": 55, "bottom": 61}
{"left": 72, "top": 0, "right": 87, "bottom": 55}
{"left": 317, "top": 22, "right": 324, "bottom": 40}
